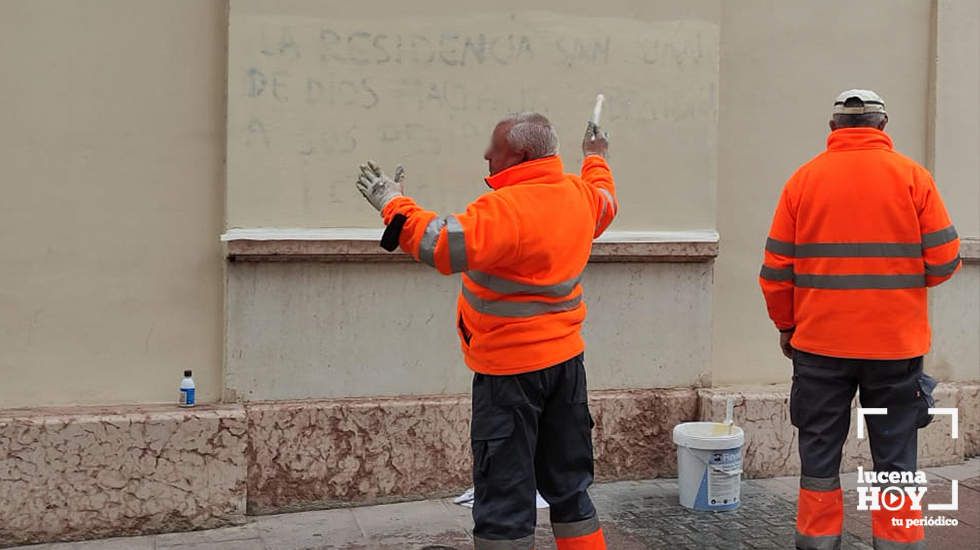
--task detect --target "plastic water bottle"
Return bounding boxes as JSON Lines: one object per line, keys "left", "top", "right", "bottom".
{"left": 179, "top": 370, "right": 196, "bottom": 407}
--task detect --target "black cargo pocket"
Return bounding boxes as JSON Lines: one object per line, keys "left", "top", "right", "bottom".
{"left": 789, "top": 374, "right": 800, "bottom": 428}
{"left": 915, "top": 374, "right": 937, "bottom": 429}
{"left": 586, "top": 407, "right": 596, "bottom": 455}
{"left": 471, "top": 411, "right": 514, "bottom": 477}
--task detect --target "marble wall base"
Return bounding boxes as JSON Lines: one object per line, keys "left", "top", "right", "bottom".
{"left": 698, "top": 381, "right": 977, "bottom": 478}
{"left": 958, "top": 382, "right": 980, "bottom": 457}
{"left": 0, "top": 405, "right": 247, "bottom": 547}
{"left": 245, "top": 395, "right": 471, "bottom": 514}
{"left": 244, "top": 388, "right": 699, "bottom": 514}
{"left": 3, "top": 383, "right": 974, "bottom": 545}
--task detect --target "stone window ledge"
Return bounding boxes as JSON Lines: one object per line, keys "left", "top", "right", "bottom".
{"left": 962, "top": 237, "right": 980, "bottom": 263}
{"left": 221, "top": 228, "right": 720, "bottom": 263}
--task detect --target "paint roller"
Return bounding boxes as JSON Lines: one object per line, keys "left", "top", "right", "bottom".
{"left": 710, "top": 396, "right": 736, "bottom": 436}
{"left": 591, "top": 93, "right": 605, "bottom": 126}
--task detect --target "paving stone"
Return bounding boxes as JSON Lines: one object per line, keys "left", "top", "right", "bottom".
{"left": 155, "top": 523, "right": 259, "bottom": 547}
{"left": 742, "top": 538, "right": 781, "bottom": 549}
{"left": 12, "top": 465, "right": 980, "bottom": 549}
{"left": 352, "top": 499, "right": 471, "bottom": 541}
{"left": 72, "top": 536, "right": 155, "bottom": 550}
{"left": 159, "top": 540, "right": 265, "bottom": 550}
{"left": 925, "top": 460, "right": 980, "bottom": 483}
{"left": 253, "top": 508, "right": 366, "bottom": 549}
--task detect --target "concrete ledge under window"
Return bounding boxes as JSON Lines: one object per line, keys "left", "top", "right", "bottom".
{"left": 961, "top": 236, "right": 980, "bottom": 263}
{"left": 221, "top": 228, "right": 720, "bottom": 263}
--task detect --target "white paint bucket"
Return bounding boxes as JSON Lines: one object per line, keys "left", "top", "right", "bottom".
{"left": 672, "top": 422, "right": 745, "bottom": 511}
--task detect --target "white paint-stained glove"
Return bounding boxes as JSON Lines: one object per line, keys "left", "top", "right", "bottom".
{"left": 582, "top": 121, "right": 609, "bottom": 158}
{"left": 356, "top": 161, "right": 406, "bottom": 212}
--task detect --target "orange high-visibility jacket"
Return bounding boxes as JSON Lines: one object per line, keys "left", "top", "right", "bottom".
{"left": 381, "top": 155, "right": 617, "bottom": 375}
{"left": 760, "top": 128, "right": 961, "bottom": 359}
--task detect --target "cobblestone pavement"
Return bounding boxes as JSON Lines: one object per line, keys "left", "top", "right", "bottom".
{"left": 18, "top": 459, "right": 979, "bottom": 550}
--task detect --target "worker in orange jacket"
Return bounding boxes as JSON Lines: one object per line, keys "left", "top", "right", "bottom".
{"left": 356, "top": 112, "right": 615, "bottom": 550}
{"left": 760, "top": 89, "right": 961, "bottom": 550}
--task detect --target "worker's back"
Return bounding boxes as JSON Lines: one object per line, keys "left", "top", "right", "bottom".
{"left": 479, "top": 170, "right": 597, "bottom": 290}
{"left": 456, "top": 155, "right": 616, "bottom": 375}
{"left": 761, "top": 127, "right": 961, "bottom": 359}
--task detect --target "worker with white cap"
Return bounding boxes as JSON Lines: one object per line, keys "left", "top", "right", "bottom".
{"left": 759, "top": 89, "right": 960, "bottom": 550}
{"left": 833, "top": 89, "right": 887, "bottom": 116}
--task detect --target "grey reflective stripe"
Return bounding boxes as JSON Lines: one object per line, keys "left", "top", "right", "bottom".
{"left": 767, "top": 239, "right": 930, "bottom": 258}
{"left": 552, "top": 515, "right": 600, "bottom": 538}
{"left": 466, "top": 271, "right": 582, "bottom": 298}
{"left": 795, "top": 532, "right": 842, "bottom": 550}
{"left": 760, "top": 265, "right": 794, "bottom": 282}
{"left": 418, "top": 216, "right": 446, "bottom": 267}
{"left": 795, "top": 242, "right": 922, "bottom": 258}
{"left": 598, "top": 187, "right": 616, "bottom": 214}
{"left": 598, "top": 188, "right": 617, "bottom": 212}
{"left": 595, "top": 201, "right": 608, "bottom": 233}
{"left": 925, "top": 255, "right": 961, "bottom": 277}
{"left": 445, "top": 215, "right": 468, "bottom": 273}
{"left": 474, "top": 534, "right": 535, "bottom": 550}
{"left": 795, "top": 274, "right": 925, "bottom": 290}
{"left": 873, "top": 537, "right": 925, "bottom": 550}
{"left": 461, "top": 285, "right": 582, "bottom": 318}
{"left": 766, "top": 237, "right": 796, "bottom": 256}
{"left": 800, "top": 475, "right": 841, "bottom": 492}
{"left": 921, "top": 225, "right": 958, "bottom": 248}
{"left": 595, "top": 188, "right": 614, "bottom": 231}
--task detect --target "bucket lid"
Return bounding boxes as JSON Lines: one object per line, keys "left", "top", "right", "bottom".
{"left": 672, "top": 422, "right": 744, "bottom": 450}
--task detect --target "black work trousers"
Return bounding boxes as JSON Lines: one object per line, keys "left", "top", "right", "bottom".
{"left": 790, "top": 349, "right": 937, "bottom": 477}
{"left": 470, "top": 353, "right": 597, "bottom": 542}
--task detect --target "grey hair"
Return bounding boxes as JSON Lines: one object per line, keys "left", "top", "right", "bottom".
{"left": 503, "top": 112, "right": 559, "bottom": 159}
{"left": 832, "top": 97, "right": 887, "bottom": 128}
{"left": 832, "top": 112, "right": 887, "bottom": 128}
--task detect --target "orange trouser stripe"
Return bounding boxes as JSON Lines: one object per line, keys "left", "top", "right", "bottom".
{"left": 555, "top": 528, "right": 606, "bottom": 550}
{"left": 871, "top": 495, "right": 924, "bottom": 544}
{"left": 797, "top": 487, "right": 844, "bottom": 537}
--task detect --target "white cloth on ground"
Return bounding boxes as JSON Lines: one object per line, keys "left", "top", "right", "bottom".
{"left": 453, "top": 487, "right": 548, "bottom": 509}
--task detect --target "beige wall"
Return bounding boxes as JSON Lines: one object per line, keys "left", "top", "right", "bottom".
{"left": 0, "top": 1, "right": 227, "bottom": 407}
{"left": 227, "top": 0, "right": 722, "bottom": 231}
{"left": 927, "top": 0, "right": 980, "bottom": 381}
{"left": 932, "top": 0, "right": 979, "bottom": 238}
{"left": 0, "top": 1, "right": 976, "bottom": 408}
{"left": 712, "top": 0, "right": 940, "bottom": 385}
{"left": 929, "top": 264, "right": 980, "bottom": 381}
{"left": 225, "top": 261, "right": 712, "bottom": 401}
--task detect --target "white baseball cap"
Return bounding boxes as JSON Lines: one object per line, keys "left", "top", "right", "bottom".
{"left": 833, "top": 89, "right": 886, "bottom": 115}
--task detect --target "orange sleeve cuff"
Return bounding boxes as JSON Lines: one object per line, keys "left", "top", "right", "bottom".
{"left": 582, "top": 155, "right": 610, "bottom": 171}
{"left": 381, "top": 196, "right": 417, "bottom": 225}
